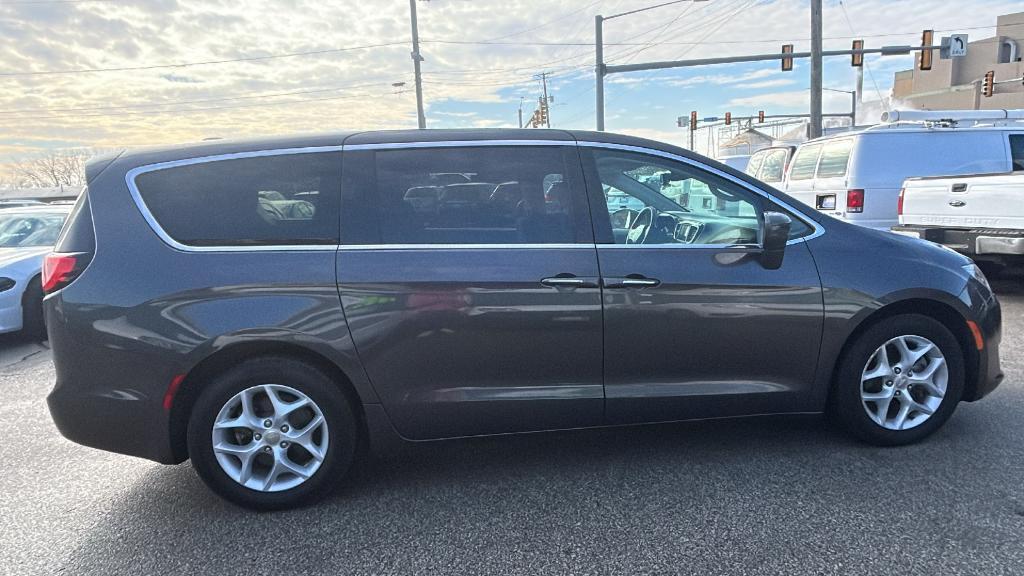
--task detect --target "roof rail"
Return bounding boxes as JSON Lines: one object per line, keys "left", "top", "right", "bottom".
{"left": 881, "top": 109, "right": 1024, "bottom": 123}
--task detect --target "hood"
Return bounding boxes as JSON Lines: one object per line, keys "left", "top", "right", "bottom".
{"left": 0, "top": 246, "right": 51, "bottom": 270}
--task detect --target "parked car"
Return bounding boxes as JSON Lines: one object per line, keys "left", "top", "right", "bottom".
{"left": 893, "top": 172, "right": 1024, "bottom": 273}
{"left": 745, "top": 145, "right": 795, "bottom": 185}
{"left": 45, "top": 130, "right": 1002, "bottom": 509}
{"left": 784, "top": 112, "right": 1023, "bottom": 230}
{"left": 0, "top": 205, "right": 70, "bottom": 337}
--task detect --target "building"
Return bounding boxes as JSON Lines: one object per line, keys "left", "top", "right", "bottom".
{"left": 891, "top": 11, "right": 1023, "bottom": 110}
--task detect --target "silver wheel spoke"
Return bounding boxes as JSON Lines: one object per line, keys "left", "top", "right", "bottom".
{"left": 911, "top": 357, "right": 945, "bottom": 382}
{"left": 862, "top": 348, "right": 892, "bottom": 380}
{"left": 913, "top": 379, "right": 944, "bottom": 398}
{"left": 893, "top": 402, "right": 912, "bottom": 430}
{"left": 873, "top": 395, "right": 893, "bottom": 425}
{"left": 860, "top": 334, "right": 947, "bottom": 432}
{"left": 288, "top": 414, "right": 327, "bottom": 461}
{"left": 906, "top": 397, "right": 935, "bottom": 416}
{"left": 277, "top": 454, "right": 313, "bottom": 479}
{"left": 212, "top": 383, "right": 331, "bottom": 493}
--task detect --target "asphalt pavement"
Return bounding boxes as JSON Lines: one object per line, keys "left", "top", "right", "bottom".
{"left": 1, "top": 277, "right": 1022, "bottom": 576}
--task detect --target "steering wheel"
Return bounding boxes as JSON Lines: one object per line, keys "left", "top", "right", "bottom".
{"left": 610, "top": 208, "right": 638, "bottom": 229}
{"left": 625, "top": 206, "right": 658, "bottom": 245}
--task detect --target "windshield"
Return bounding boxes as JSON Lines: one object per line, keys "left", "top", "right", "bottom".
{"left": 0, "top": 212, "right": 68, "bottom": 247}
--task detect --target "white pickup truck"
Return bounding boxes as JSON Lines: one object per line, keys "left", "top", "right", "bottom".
{"left": 892, "top": 173, "right": 1024, "bottom": 272}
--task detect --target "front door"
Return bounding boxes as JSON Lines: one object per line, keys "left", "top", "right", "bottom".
{"left": 337, "top": 143, "right": 604, "bottom": 439}
{"left": 580, "top": 145, "right": 825, "bottom": 424}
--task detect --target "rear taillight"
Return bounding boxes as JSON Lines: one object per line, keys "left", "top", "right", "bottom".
{"left": 897, "top": 188, "right": 905, "bottom": 216}
{"left": 41, "top": 252, "right": 87, "bottom": 294}
{"left": 847, "top": 189, "right": 865, "bottom": 213}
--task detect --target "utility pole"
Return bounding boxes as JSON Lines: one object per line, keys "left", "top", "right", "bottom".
{"left": 809, "top": 0, "right": 823, "bottom": 139}
{"left": 539, "top": 72, "right": 551, "bottom": 128}
{"left": 409, "top": 0, "right": 426, "bottom": 129}
{"left": 518, "top": 97, "right": 524, "bottom": 128}
{"left": 595, "top": 15, "right": 605, "bottom": 131}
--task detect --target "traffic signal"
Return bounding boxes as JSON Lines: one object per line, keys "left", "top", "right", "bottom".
{"left": 983, "top": 70, "right": 995, "bottom": 97}
{"left": 537, "top": 97, "right": 548, "bottom": 126}
{"left": 689, "top": 111, "right": 697, "bottom": 131}
{"left": 758, "top": 110, "right": 765, "bottom": 123}
{"left": 851, "top": 39, "right": 864, "bottom": 67}
{"left": 781, "top": 44, "right": 794, "bottom": 71}
{"left": 919, "top": 30, "right": 934, "bottom": 71}
{"left": 725, "top": 112, "right": 732, "bottom": 125}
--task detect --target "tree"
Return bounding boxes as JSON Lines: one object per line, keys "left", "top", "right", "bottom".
{"left": 1, "top": 149, "right": 96, "bottom": 189}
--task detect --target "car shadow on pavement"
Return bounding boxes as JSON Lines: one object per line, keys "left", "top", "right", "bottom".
{"left": 55, "top": 410, "right": 1015, "bottom": 575}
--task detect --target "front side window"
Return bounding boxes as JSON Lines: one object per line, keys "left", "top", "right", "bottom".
{"left": 134, "top": 152, "right": 341, "bottom": 246}
{"left": 788, "top": 143, "right": 822, "bottom": 181}
{"left": 589, "top": 149, "right": 763, "bottom": 246}
{"left": 1010, "top": 135, "right": 1024, "bottom": 172}
{"left": 372, "top": 146, "right": 581, "bottom": 245}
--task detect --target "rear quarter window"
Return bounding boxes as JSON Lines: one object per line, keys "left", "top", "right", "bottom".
{"left": 133, "top": 152, "right": 342, "bottom": 247}
{"left": 788, "top": 144, "right": 822, "bottom": 181}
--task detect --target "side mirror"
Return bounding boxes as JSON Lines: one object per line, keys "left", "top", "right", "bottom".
{"left": 760, "top": 211, "right": 792, "bottom": 270}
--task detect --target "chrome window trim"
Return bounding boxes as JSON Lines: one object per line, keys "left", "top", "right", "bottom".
{"left": 575, "top": 141, "right": 826, "bottom": 246}
{"left": 125, "top": 146, "right": 343, "bottom": 253}
{"left": 343, "top": 139, "right": 571, "bottom": 151}
{"left": 339, "top": 243, "right": 593, "bottom": 251}
{"left": 125, "top": 139, "right": 823, "bottom": 253}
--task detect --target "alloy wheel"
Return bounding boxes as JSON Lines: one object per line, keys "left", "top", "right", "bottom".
{"left": 211, "top": 384, "right": 329, "bottom": 492}
{"left": 860, "top": 335, "right": 948, "bottom": 431}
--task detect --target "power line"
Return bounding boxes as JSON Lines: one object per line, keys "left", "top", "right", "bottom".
{"left": 0, "top": 80, "right": 406, "bottom": 115}
{"left": 0, "top": 89, "right": 396, "bottom": 121}
{"left": 0, "top": 41, "right": 408, "bottom": 77}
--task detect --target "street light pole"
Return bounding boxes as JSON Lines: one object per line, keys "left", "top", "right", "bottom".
{"left": 594, "top": 0, "right": 707, "bottom": 131}
{"left": 409, "top": 0, "right": 426, "bottom": 129}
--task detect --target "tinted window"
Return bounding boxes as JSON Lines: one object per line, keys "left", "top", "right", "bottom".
{"left": 788, "top": 144, "right": 822, "bottom": 181}
{"left": 135, "top": 152, "right": 341, "bottom": 246}
{"left": 757, "top": 149, "right": 789, "bottom": 183}
{"left": 373, "top": 146, "right": 580, "bottom": 244}
{"left": 1011, "top": 135, "right": 1024, "bottom": 171}
{"left": 590, "top": 149, "right": 763, "bottom": 246}
{"left": 816, "top": 139, "right": 853, "bottom": 178}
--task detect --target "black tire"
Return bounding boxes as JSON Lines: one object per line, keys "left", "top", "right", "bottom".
{"left": 21, "top": 276, "right": 46, "bottom": 341}
{"left": 187, "top": 356, "right": 359, "bottom": 510}
{"left": 829, "top": 314, "right": 965, "bottom": 446}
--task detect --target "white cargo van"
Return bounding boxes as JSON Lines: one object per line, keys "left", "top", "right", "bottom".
{"left": 784, "top": 110, "right": 1024, "bottom": 230}
{"left": 893, "top": 171, "right": 1024, "bottom": 270}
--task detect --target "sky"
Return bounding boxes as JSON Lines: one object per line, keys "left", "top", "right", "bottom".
{"left": 0, "top": 0, "right": 1020, "bottom": 161}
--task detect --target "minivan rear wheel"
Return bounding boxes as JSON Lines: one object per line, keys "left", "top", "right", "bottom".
{"left": 830, "top": 314, "right": 964, "bottom": 446}
{"left": 187, "top": 357, "right": 358, "bottom": 510}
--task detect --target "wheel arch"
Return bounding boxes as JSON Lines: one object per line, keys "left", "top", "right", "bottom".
{"left": 167, "top": 340, "right": 368, "bottom": 463}
{"left": 827, "top": 296, "right": 980, "bottom": 405}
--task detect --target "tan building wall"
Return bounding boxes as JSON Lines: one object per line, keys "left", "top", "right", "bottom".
{"left": 892, "top": 11, "right": 1024, "bottom": 110}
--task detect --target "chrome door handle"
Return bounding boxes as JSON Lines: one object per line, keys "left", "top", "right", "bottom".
{"left": 603, "top": 276, "right": 661, "bottom": 289}
{"left": 541, "top": 276, "right": 599, "bottom": 289}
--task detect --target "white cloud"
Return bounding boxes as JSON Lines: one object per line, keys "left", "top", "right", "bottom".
{"left": 0, "top": 0, "right": 1018, "bottom": 163}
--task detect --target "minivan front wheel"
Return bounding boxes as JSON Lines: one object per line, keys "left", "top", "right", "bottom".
{"left": 831, "top": 314, "right": 964, "bottom": 445}
{"left": 187, "top": 357, "right": 358, "bottom": 510}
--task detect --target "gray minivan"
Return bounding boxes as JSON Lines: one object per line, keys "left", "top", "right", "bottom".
{"left": 45, "top": 129, "right": 1002, "bottom": 509}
